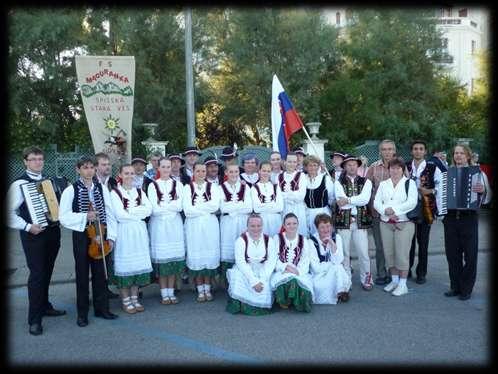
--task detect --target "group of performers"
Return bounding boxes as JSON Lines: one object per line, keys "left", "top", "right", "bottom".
{"left": 7, "top": 140, "right": 491, "bottom": 335}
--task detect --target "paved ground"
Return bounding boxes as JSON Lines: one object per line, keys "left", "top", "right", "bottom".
{"left": 5, "top": 210, "right": 493, "bottom": 367}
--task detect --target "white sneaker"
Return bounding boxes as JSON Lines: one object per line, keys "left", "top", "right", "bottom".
{"left": 383, "top": 281, "right": 398, "bottom": 293}
{"left": 392, "top": 283, "right": 409, "bottom": 296}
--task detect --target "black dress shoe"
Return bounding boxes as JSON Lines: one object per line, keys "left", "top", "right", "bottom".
{"left": 458, "top": 294, "right": 471, "bottom": 301}
{"left": 415, "top": 276, "right": 426, "bottom": 285}
{"left": 94, "top": 310, "right": 119, "bottom": 320}
{"left": 106, "top": 289, "right": 119, "bottom": 299}
{"left": 44, "top": 308, "right": 67, "bottom": 317}
{"left": 444, "top": 290, "right": 460, "bottom": 297}
{"left": 77, "top": 316, "right": 88, "bottom": 327}
{"left": 29, "top": 323, "right": 43, "bottom": 336}
{"left": 375, "top": 276, "right": 388, "bottom": 285}
{"left": 407, "top": 270, "right": 413, "bottom": 279}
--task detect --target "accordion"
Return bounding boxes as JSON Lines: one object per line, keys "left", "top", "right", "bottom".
{"left": 20, "top": 177, "right": 67, "bottom": 227}
{"left": 440, "top": 166, "right": 482, "bottom": 214}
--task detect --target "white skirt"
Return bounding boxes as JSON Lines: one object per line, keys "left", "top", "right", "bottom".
{"left": 148, "top": 213, "right": 185, "bottom": 264}
{"left": 312, "top": 264, "right": 352, "bottom": 304}
{"left": 306, "top": 206, "right": 332, "bottom": 236}
{"left": 227, "top": 264, "right": 273, "bottom": 308}
{"left": 185, "top": 214, "right": 220, "bottom": 271}
{"left": 114, "top": 220, "right": 153, "bottom": 276}
{"left": 260, "top": 212, "right": 283, "bottom": 237}
{"left": 220, "top": 214, "right": 249, "bottom": 262}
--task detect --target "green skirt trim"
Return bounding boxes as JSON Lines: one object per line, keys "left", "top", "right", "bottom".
{"left": 274, "top": 279, "right": 312, "bottom": 313}
{"left": 218, "top": 261, "right": 235, "bottom": 282}
{"left": 188, "top": 267, "right": 218, "bottom": 278}
{"left": 153, "top": 260, "right": 186, "bottom": 277}
{"left": 112, "top": 272, "right": 151, "bottom": 289}
{"left": 226, "top": 296, "right": 271, "bottom": 316}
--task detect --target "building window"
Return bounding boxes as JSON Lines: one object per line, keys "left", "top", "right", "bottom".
{"left": 471, "top": 40, "right": 477, "bottom": 54}
{"left": 336, "top": 12, "right": 341, "bottom": 26}
{"left": 443, "top": 7, "right": 452, "bottom": 17}
{"left": 442, "top": 38, "right": 448, "bottom": 49}
{"left": 458, "top": 8, "right": 467, "bottom": 17}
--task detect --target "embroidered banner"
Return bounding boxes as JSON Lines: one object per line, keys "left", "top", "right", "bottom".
{"left": 75, "top": 56, "right": 135, "bottom": 164}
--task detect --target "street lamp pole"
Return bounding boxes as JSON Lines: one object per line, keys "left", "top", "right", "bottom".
{"left": 184, "top": 8, "right": 196, "bottom": 146}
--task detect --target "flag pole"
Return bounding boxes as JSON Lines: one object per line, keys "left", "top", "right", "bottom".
{"left": 300, "top": 125, "right": 333, "bottom": 179}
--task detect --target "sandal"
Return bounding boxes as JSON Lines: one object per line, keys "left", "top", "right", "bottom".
{"left": 122, "top": 297, "right": 137, "bottom": 314}
{"left": 169, "top": 295, "right": 179, "bottom": 304}
{"left": 196, "top": 292, "right": 206, "bottom": 302}
{"left": 205, "top": 291, "right": 214, "bottom": 302}
{"left": 131, "top": 296, "right": 145, "bottom": 312}
{"left": 160, "top": 296, "right": 171, "bottom": 305}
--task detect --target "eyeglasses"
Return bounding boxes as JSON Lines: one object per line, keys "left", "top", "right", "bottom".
{"left": 26, "top": 158, "right": 44, "bottom": 162}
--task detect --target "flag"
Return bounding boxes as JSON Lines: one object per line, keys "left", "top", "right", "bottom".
{"left": 271, "top": 74, "right": 304, "bottom": 159}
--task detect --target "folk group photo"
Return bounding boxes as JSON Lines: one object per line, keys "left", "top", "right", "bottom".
{"left": 6, "top": 5, "right": 492, "bottom": 367}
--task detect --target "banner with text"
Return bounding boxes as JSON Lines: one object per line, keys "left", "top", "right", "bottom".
{"left": 75, "top": 56, "right": 135, "bottom": 164}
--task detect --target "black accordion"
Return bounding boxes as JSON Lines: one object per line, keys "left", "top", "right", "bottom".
{"left": 440, "top": 166, "right": 482, "bottom": 213}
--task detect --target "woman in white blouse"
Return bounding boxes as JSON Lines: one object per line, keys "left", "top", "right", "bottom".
{"left": 309, "top": 214, "right": 351, "bottom": 304}
{"left": 226, "top": 214, "right": 278, "bottom": 315}
{"left": 183, "top": 162, "right": 221, "bottom": 302}
{"left": 109, "top": 164, "right": 153, "bottom": 314}
{"left": 270, "top": 213, "right": 315, "bottom": 312}
{"left": 373, "top": 157, "right": 418, "bottom": 296}
{"left": 252, "top": 161, "right": 284, "bottom": 236}
{"left": 147, "top": 157, "right": 185, "bottom": 305}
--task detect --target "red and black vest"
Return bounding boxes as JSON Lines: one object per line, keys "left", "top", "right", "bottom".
{"left": 278, "top": 172, "right": 302, "bottom": 192}
{"left": 278, "top": 233, "right": 304, "bottom": 266}
{"left": 334, "top": 174, "right": 372, "bottom": 230}
{"left": 240, "top": 233, "right": 269, "bottom": 263}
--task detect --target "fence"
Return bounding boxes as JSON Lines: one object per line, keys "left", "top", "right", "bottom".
{"left": 8, "top": 142, "right": 413, "bottom": 185}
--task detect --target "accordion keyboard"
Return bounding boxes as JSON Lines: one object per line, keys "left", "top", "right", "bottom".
{"left": 20, "top": 182, "right": 49, "bottom": 227}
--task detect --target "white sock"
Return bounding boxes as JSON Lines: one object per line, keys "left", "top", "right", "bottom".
{"left": 167, "top": 288, "right": 174, "bottom": 297}
{"left": 204, "top": 284, "right": 211, "bottom": 293}
{"left": 160, "top": 288, "right": 168, "bottom": 298}
{"left": 391, "top": 275, "right": 400, "bottom": 284}
{"left": 398, "top": 278, "right": 407, "bottom": 287}
{"left": 197, "top": 285, "right": 204, "bottom": 294}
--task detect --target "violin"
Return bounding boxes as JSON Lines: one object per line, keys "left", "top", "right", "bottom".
{"left": 86, "top": 203, "right": 112, "bottom": 278}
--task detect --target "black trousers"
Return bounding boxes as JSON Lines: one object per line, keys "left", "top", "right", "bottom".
{"left": 443, "top": 211, "right": 479, "bottom": 296}
{"left": 72, "top": 231, "right": 110, "bottom": 317}
{"left": 409, "top": 220, "right": 432, "bottom": 277}
{"left": 20, "top": 225, "right": 61, "bottom": 325}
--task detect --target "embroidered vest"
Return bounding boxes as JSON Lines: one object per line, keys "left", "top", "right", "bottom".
{"left": 221, "top": 182, "right": 246, "bottom": 202}
{"left": 304, "top": 174, "right": 328, "bottom": 208}
{"left": 253, "top": 183, "right": 277, "bottom": 203}
{"left": 334, "top": 174, "right": 372, "bottom": 230}
{"left": 149, "top": 179, "right": 178, "bottom": 203}
{"left": 241, "top": 233, "right": 269, "bottom": 263}
{"left": 72, "top": 180, "right": 107, "bottom": 225}
{"left": 112, "top": 186, "right": 143, "bottom": 210}
{"left": 278, "top": 233, "right": 304, "bottom": 266}
{"left": 278, "top": 172, "right": 301, "bottom": 192}
{"left": 189, "top": 182, "right": 212, "bottom": 205}
{"left": 309, "top": 232, "right": 337, "bottom": 263}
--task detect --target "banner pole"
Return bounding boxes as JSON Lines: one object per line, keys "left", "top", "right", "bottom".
{"left": 300, "top": 126, "right": 333, "bottom": 179}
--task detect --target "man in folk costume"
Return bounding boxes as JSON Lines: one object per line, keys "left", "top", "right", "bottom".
{"left": 183, "top": 162, "right": 222, "bottom": 302}
{"left": 366, "top": 139, "right": 397, "bottom": 286}
{"left": 205, "top": 156, "right": 223, "bottom": 185}
{"left": 220, "top": 164, "right": 253, "bottom": 285}
{"left": 7, "top": 146, "right": 66, "bottom": 336}
{"left": 180, "top": 146, "right": 202, "bottom": 184}
{"left": 269, "top": 151, "right": 284, "bottom": 184}
{"left": 59, "top": 156, "right": 119, "bottom": 327}
{"left": 168, "top": 153, "right": 189, "bottom": 184}
{"left": 252, "top": 161, "right": 284, "bottom": 236}
{"left": 147, "top": 157, "right": 186, "bottom": 305}
{"left": 240, "top": 153, "right": 260, "bottom": 187}
{"left": 226, "top": 214, "right": 278, "bottom": 315}
{"left": 293, "top": 147, "right": 306, "bottom": 173}
{"left": 278, "top": 152, "right": 308, "bottom": 237}
{"left": 271, "top": 213, "right": 315, "bottom": 312}
{"left": 109, "top": 164, "right": 153, "bottom": 314}
{"left": 329, "top": 151, "right": 347, "bottom": 182}
{"left": 309, "top": 213, "right": 351, "bottom": 304}
{"left": 334, "top": 155, "right": 374, "bottom": 291}
{"left": 303, "top": 155, "right": 335, "bottom": 236}
{"left": 406, "top": 140, "right": 443, "bottom": 285}
{"left": 131, "top": 156, "right": 148, "bottom": 189}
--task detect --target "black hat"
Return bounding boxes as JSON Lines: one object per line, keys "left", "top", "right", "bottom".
{"left": 183, "top": 146, "right": 201, "bottom": 157}
{"left": 131, "top": 156, "right": 147, "bottom": 165}
{"left": 341, "top": 154, "right": 362, "bottom": 168}
{"left": 204, "top": 156, "right": 219, "bottom": 166}
{"left": 168, "top": 153, "right": 185, "bottom": 165}
{"left": 293, "top": 147, "right": 305, "bottom": 156}
{"left": 331, "top": 151, "right": 347, "bottom": 159}
{"left": 221, "top": 146, "right": 238, "bottom": 160}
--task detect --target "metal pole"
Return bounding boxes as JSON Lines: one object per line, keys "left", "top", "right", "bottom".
{"left": 184, "top": 8, "right": 196, "bottom": 146}
{"left": 300, "top": 126, "right": 333, "bottom": 179}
